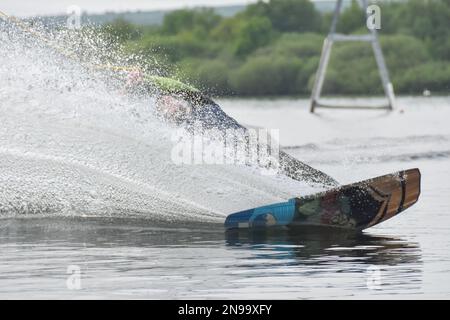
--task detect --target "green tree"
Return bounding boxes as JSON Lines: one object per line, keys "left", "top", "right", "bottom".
{"left": 269, "top": 0, "right": 321, "bottom": 32}
{"left": 395, "top": 61, "right": 450, "bottom": 93}
{"left": 117, "top": 0, "right": 450, "bottom": 96}
{"left": 178, "top": 59, "right": 231, "bottom": 94}
{"left": 134, "top": 32, "right": 211, "bottom": 62}
{"left": 271, "top": 33, "right": 323, "bottom": 58}
{"left": 393, "top": 0, "right": 450, "bottom": 40}
{"left": 233, "top": 16, "right": 273, "bottom": 56}
{"left": 245, "top": 0, "right": 321, "bottom": 33}
{"left": 210, "top": 16, "right": 244, "bottom": 42}
{"left": 161, "top": 8, "right": 222, "bottom": 36}
{"left": 337, "top": 0, "right": 365, "bottom": 34}
{"left": 230, "top": 56, "right": 302, "bottom": 95}
{"left": 380, "top": 35, "right": 430, "bottom": 72}
{"left": 391, "top": 0, "right": 450, "bottom": 60}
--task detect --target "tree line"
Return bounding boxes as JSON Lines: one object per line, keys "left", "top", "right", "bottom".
{"left": 102, "top": 0, "right": 450, "bottom": 96}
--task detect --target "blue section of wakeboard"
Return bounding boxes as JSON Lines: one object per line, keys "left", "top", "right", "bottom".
{"left": 224, "top": 199, "right": 296, "bottom": 229}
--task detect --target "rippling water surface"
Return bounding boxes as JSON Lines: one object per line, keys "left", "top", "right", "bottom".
{"left": 1, "top": 23, "right": 449, "bottom": 299}
{"left": 2, "top": 96, "right": 450, "bottom": 299}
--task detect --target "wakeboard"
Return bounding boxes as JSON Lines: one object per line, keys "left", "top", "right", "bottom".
{"left": 225, "top": 168, "right": 421, "bottom": 231}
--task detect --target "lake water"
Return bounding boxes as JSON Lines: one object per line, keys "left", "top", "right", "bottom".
{"left": 1, "top": 93, "right": 450, "bottom": 299}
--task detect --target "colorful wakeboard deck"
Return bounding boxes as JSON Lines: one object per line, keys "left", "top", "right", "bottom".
{"left": 225, "top": 168, "right": 421, "bottom": 231}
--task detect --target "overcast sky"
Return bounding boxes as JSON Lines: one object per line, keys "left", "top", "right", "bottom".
{"left": 1, "top": 0, "right": 268, "bottom": 17}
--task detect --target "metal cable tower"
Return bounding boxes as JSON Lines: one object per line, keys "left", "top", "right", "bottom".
{"left": 310, "top": 0, "right": 395, "bottom": 112}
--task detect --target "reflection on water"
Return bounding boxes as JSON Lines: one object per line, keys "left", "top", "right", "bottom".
{"left": 226, "top": 227, "right": 421, "bottom": 267}
{"left": 0, "top": 217, "right": 422, "bottom": 299}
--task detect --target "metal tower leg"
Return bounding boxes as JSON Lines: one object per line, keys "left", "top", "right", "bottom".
{"left": 310, "top": 0, "right": 343, "bottom": 113}
{"left": 371, "top": 29, "right": 395, "bottom": 110}
{"left": 310, "top": 0, "right": 395, "bottom": 113}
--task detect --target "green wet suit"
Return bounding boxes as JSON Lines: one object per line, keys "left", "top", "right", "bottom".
{"left": 137, "top": 75, "right": 338, "bottom": 188}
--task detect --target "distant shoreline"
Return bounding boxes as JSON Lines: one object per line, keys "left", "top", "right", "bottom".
{"left": 22, "top": 1, "right": 352, "bottom": 25}
{"left": 215, "top": 94, "right": 450, "bottom": 100}
{"left": 11, "top": 0, "right": 354, "bottom": 19}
